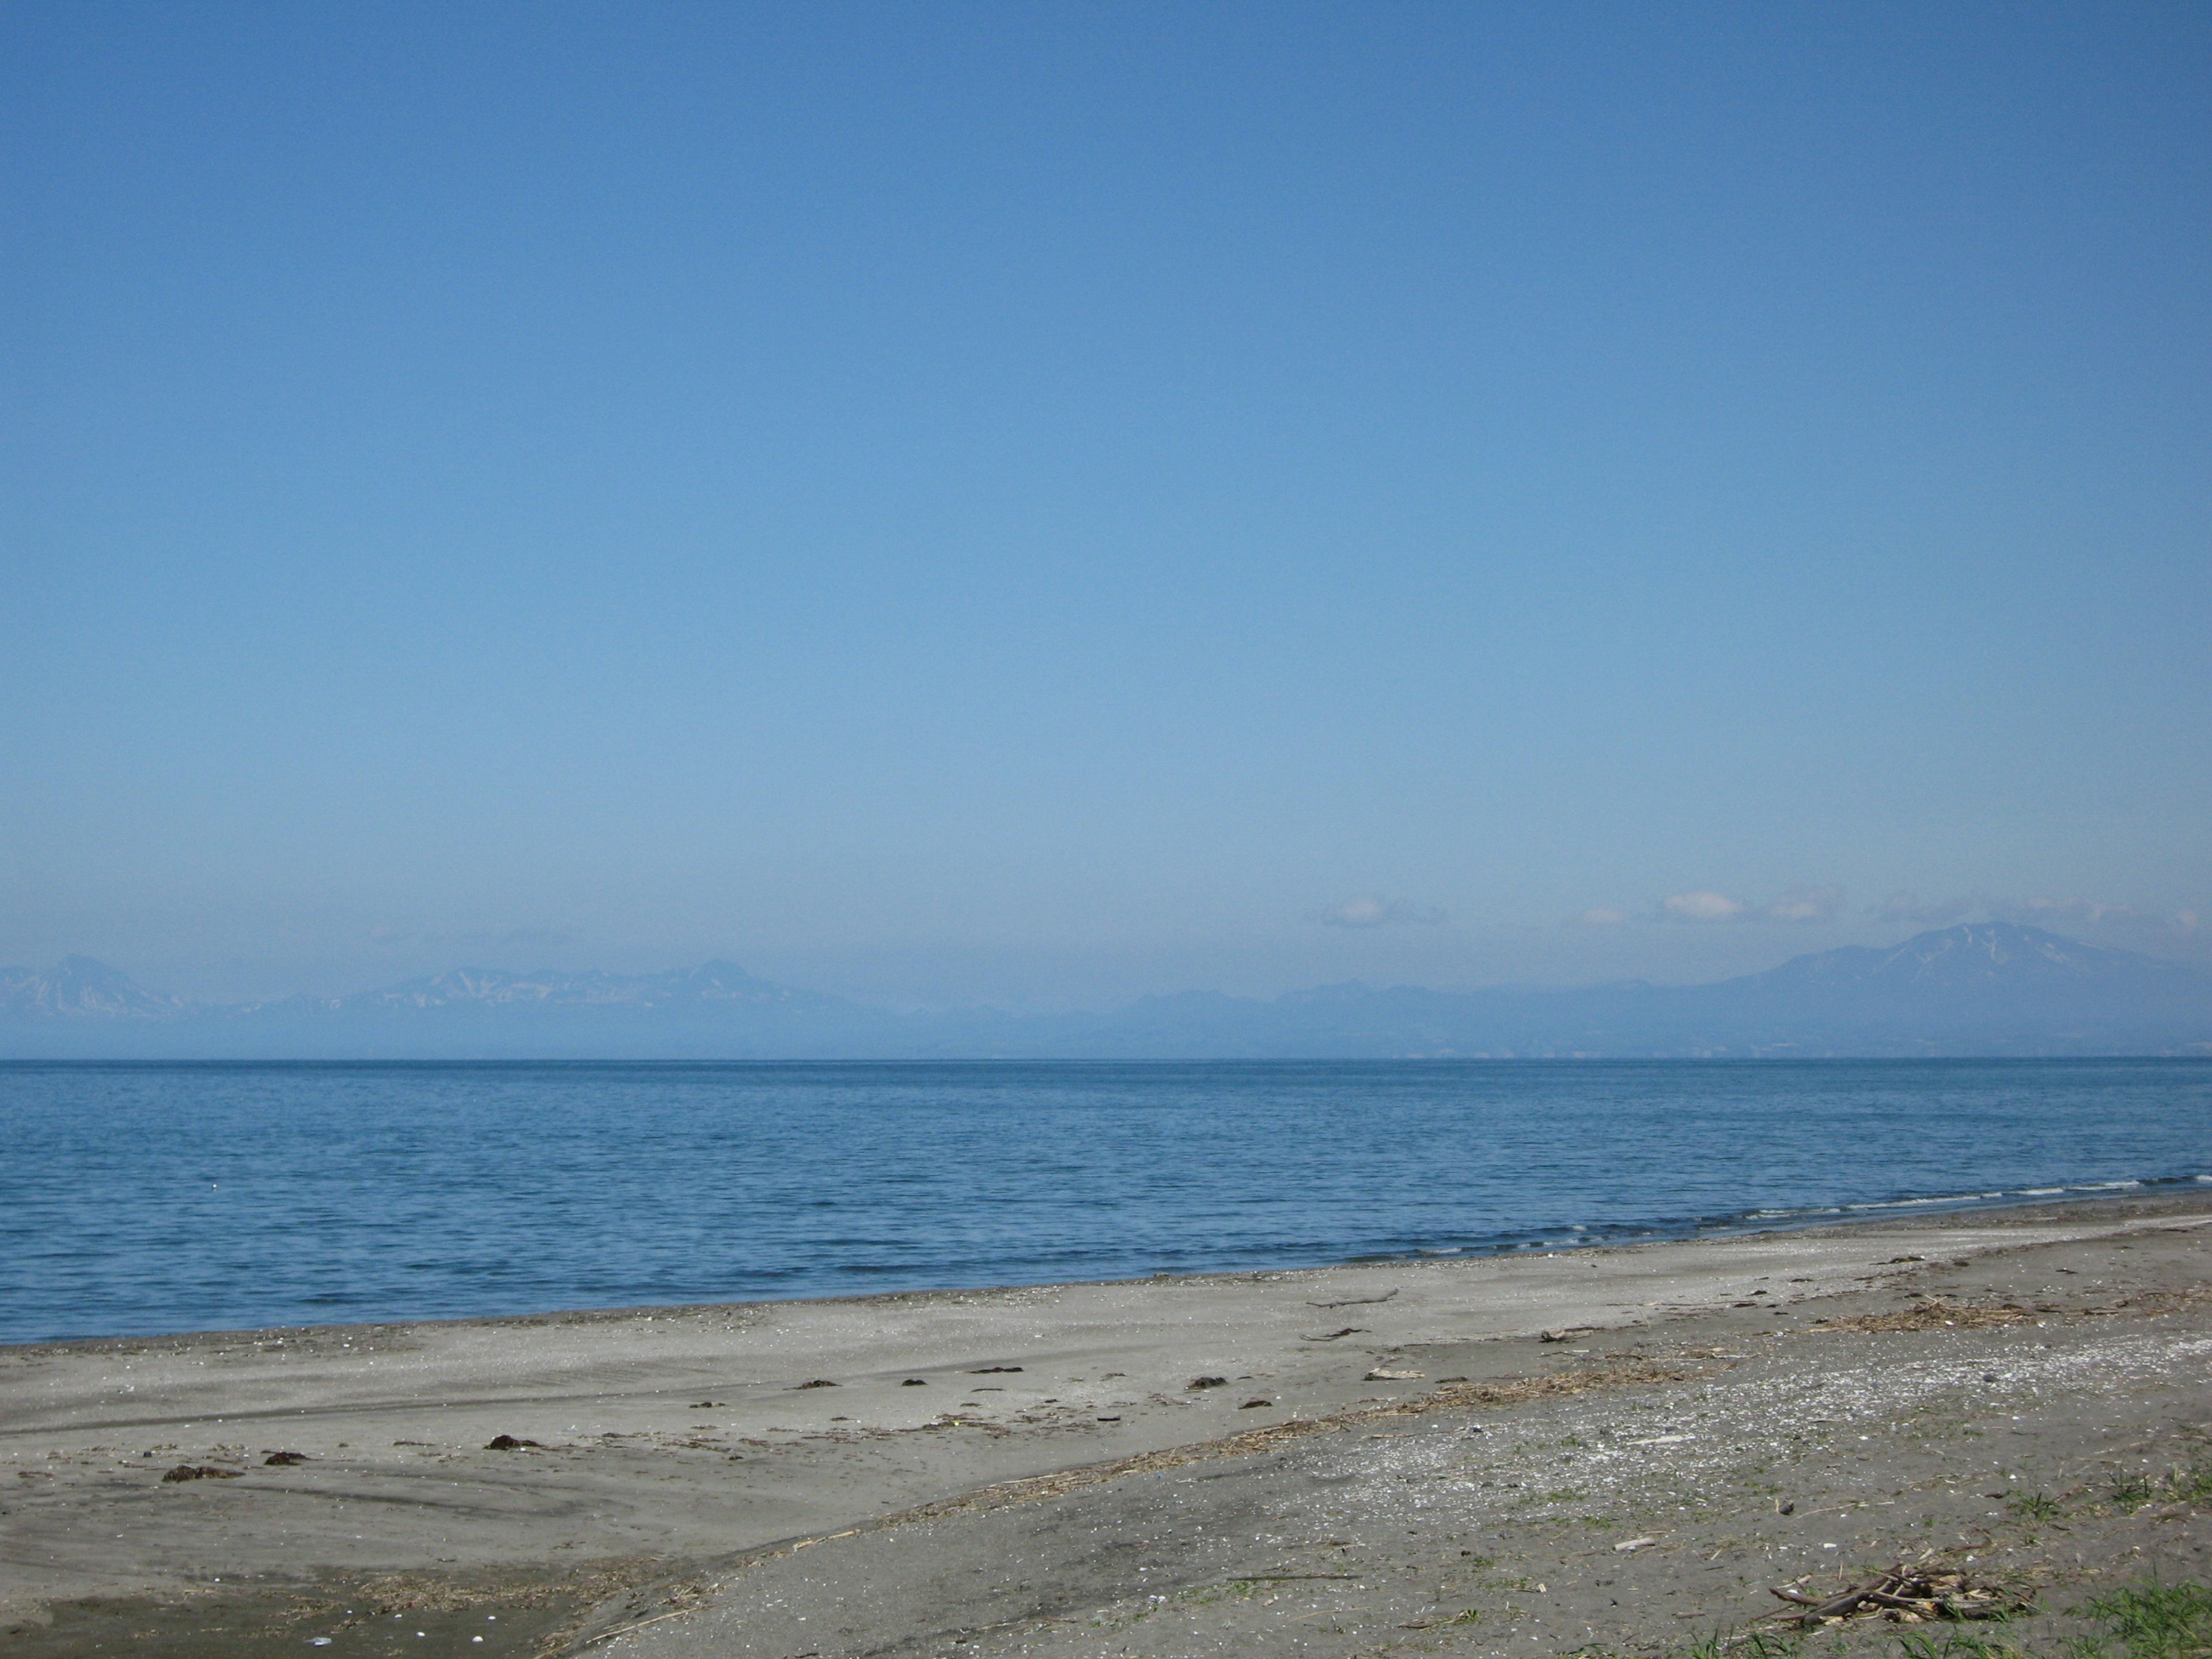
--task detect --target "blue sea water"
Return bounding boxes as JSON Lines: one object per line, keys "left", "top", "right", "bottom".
{"left": 1, "top": 1058, "right": 2206, "bottom": 1346}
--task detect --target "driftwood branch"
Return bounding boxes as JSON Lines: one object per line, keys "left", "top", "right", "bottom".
{"left": 1767, "top": 1567, "right": 2032, "bottom": 1628}
{"left": 1308, "top": 1289, "right": 1399, "bottom": 1310}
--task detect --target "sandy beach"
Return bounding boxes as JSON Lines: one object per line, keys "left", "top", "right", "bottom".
{"left": 3, "top": 1191, "right": 2206, "bottom": 1657}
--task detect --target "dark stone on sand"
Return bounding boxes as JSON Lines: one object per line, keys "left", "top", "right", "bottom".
{"left": 1188, "top": 1375, "right": 1228, "bottom": 1389}
{"left": 1240, "top": 1397, "right": 1272, "bottom": 1408}
{"left": 263, "top": 1451, "right": 309, "bottom": 1465}
{"left": 161, "top": 1464, "right": 242, "bottom": 1482}
{"left": 485, "top": 1434, "right": 541, "bottom": 1450}
{"left": 901, "top": 1378, "right": 927, "bottom": 1385}
{"left": 796, "top": 1378, "right": 839, "bottom": 1389}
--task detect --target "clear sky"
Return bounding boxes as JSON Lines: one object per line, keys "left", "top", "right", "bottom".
{"left": 5, "top": 2, "right": 2208, "bottom": 1007}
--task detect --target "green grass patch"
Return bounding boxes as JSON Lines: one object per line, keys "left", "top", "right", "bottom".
{"left": 2111, "top": 1464, "right": 2211, "bottom": 1512}
{"left": 1677, "top": 1630, "right": 1802, "bottom": 1659}
{"left": 2067, "top": 1581, "right": 2212, "bottom": 1659}
{"left": 2170, "top": 1464, "right": 2212, "bottom": 1504}
{"left": 1896, "top": 1633, "right": 2026, "bottom": 1659}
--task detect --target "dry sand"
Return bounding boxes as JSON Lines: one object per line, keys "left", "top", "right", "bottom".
{"left": 2, "top": 1192, "right": 2206, "bottom": 1657}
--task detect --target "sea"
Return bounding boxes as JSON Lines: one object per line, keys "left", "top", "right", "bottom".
{"left": 2, "top": 1058, "right": 2206, "bottom": 1346}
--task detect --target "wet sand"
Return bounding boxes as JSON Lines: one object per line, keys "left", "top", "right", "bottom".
{"left": 2, "top": 1192, "right": 2207, "bottom": 1656}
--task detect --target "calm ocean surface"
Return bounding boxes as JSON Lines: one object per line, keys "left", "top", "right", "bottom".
{"left": 2, "top": 1058, "right": 2206, "bottom": 1345}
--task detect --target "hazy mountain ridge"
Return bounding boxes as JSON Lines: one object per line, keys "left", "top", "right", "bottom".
{"left": 5, "top": 923, "right": 2210, "bottom": 1059}
{"left": 0, "top": 955, "right": 188, "bottom": 1021}
{"left": 1745, "top": 923, "right": 2180, "bottom": 993}
{"left": 342, "top": 960, "right": 854, "bottom": 1014}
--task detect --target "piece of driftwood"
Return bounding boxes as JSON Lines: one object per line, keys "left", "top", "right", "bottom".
{"left": 1308, "top": 1289, "right": 1399, "bottom": 1310}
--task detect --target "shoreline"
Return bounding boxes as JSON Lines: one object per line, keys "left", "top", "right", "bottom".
{"left": 10, "top": 1171, "right": 2209, "bottom": 1356}
{"left": 3, "top": 1188, "right": 2208, "bottom": 1655}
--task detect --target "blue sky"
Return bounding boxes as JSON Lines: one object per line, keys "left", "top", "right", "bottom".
{"left": 5, "top": 1, "right": 2207, "bottom": 1006}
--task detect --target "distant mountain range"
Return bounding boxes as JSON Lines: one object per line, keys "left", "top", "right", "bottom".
{"left": 5, "top": 924, "right": 2210, "bottom": 1059}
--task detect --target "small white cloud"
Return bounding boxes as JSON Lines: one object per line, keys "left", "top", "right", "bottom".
{"left": 1660, "top": 889, "right": 1746, "bottom": 923}
{"left": 1763, "top": 885, "right": 1844, "bottom": 924}
{"left": 1317, "top": 895, "right": 1446, "bottom": 929}
{"left": 1871, "top": 892, "right": 1971, "bottom": 925}
{"left": 1565, "top": 907, "right": 1629, "bottom": 929}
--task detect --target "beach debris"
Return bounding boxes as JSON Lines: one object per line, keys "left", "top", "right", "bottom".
{"left": 1888, "top": 1255, "right": 1926, "bottom": 1263}
{"left": 690, "top": 1400, "right": 724, "bottom": 1408}
{"left": 1776, "top": 1498, "right": 1795, "bottom": 1514}
{"left": 161, "top": 1463, "right": 244, "bottom": 1482}
{"left": 1188, "top": 1375, "right": 1229, "bottom": 1389}
{"left": 968, "top": 1365, "right": 1024, "bottom": 1373}
{"left": 1309, "top": 1288, "right": 1399, "bottom": 1310}
{"left": 901, "top": 1377, "right": 929, "bottom": 1386}
{"left": 1240, "top": 1397, "right": 1274, "bottom": 1408}
{"left": 1615, "top": 1536, "right": 1660, "bottom": 1552}
{"left": 1399, "top": 1609, "right": 1486, "bottom": 1630}
{"left": 1364, "top": 1368, "right": 1424, "bottom": 1381}
{"left": 484, "top": 1434, "right": 541, "bottom": 1450}
{"left": 1810, "top": 1300, "right": 2030, "bottom": 1334}
{"left": 795, "top": 1378, "right": 839, "bottom": 1389}
{"left": 1425, "top": 1353, "right": 1694, "bottom": 1411}
{"left": 263, "top": 1450, "right": 310, "bottom": 1465}
{"left": 1540, "top": 1326, "right": 1596, "bottom": 1342}
{"left": 1302, "top": 1326, "right": 1366, "bottom": 1341}
{"left": 1769, "top": 1566, "right": 2032, "bottom": 1626}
